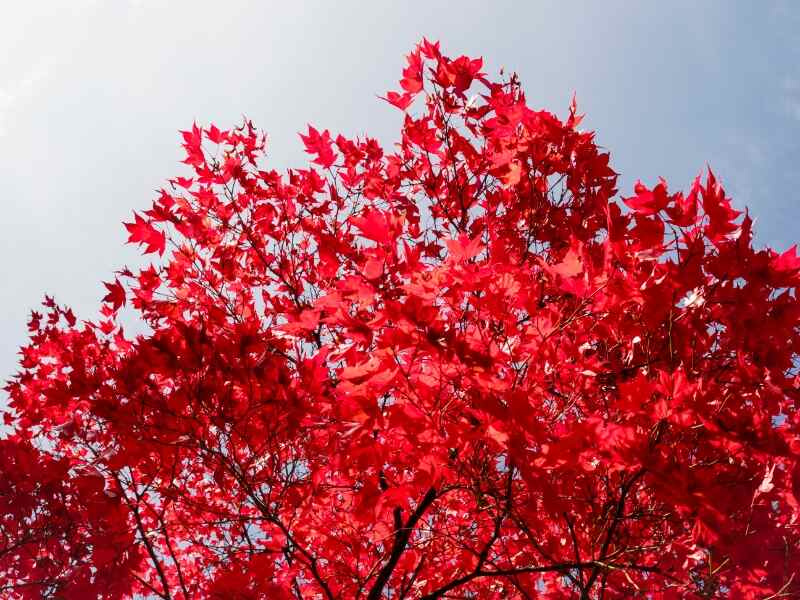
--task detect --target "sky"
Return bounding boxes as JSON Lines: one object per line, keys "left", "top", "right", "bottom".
{"left": 2, "top": 1, "right": 799, "bottom": 387}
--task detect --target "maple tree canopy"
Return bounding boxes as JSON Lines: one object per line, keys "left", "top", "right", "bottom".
{"left": 3, "top": 41, "right": 800, "bottom": 599}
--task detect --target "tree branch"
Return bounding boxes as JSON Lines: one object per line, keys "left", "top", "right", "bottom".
{"left": 366, "top": 487, "right": 438, "bottom": 600}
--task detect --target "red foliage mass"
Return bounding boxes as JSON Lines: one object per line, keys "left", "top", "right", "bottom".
{"left": 3, "top": 41, "right": 800, "bottom": 598}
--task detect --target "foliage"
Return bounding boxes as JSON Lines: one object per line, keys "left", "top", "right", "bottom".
{"left": 3, "top": 41, "right": 800, "bottom": 598}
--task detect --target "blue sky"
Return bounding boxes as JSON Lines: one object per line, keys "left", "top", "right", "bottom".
{"left": 2, "top": 1, "right": 799, "bottom": 384}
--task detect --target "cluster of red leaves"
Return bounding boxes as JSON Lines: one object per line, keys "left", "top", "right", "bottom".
{"left": 0, "top": 436, "right": 137, "bottom": 597}
{"left": 3, "top": 40, "right": 800, "bottom": 598}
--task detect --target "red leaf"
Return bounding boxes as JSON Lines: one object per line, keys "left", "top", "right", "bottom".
{"left": 102, "top": 279, "right": 125, "bottom": 311}
{"left": 363, "top": 258, "right": 384, "bottom": 280}
{"left": 123, "top": 212, "right": 166, "bottom": 255}
{"left": 400, "top": 48, "right": 424, "bottom": 93}
{"left": 772, "top": 245, "right": 800, "bottom": 274}
{"left": 299, "top": 125, "right": 336, "bottom": 169}
{"left": 381, "top": 91, "right": 414, "bottom": 111}
{"left": 623, "top": 179, "right": 669, "bottom": 215}
{"left": 351, "top": 209, "right": 391, "bottom": 245}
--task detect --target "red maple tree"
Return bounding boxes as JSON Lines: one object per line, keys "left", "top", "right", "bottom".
{"left": 3, "top": 41, "right": 800, "bottom": 598}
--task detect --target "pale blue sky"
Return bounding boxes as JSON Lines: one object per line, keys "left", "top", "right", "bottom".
{"left": 2, "top": 1, "right": 799, "bottom": 384}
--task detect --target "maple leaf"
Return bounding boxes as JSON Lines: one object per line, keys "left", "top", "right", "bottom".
{"left": 381, "top": 91, "right": 414, "bottom": 111}
{"left": 623, "top": 179, "right": 669, "bottom": 215}
{"left": 206, "top": 123, "right": 226, "bottom": 144}
{"left": 540, "top": 245, "right": 585, "bottom": 291}
{"left": 351, "top": 208, "right": 392, "bottom": 245}
{"left": 772, "top": 244, "right": 800, "bottom": 274}
{"left": 123, "top": 212, "right": 166, "bottom": 255}
{"left": 567, "top": 92, "right": 584, "bottom": 128}
{"left": 299, "top": 125, "right": 336, "bottom": 169}
{"left": 399, "top": 48, "right": 424, "bottom": 93}
{"left": 102, "top": 279, "right": 126, "bottom": 312}
{"left": 701, "top": 168, "right": 741, "bottom": 243}
{"left": 362, "top": 257, "right": 384, "bottom": 280}
{"left": 445, "top": 234, "right": 483, "bottom": 263}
